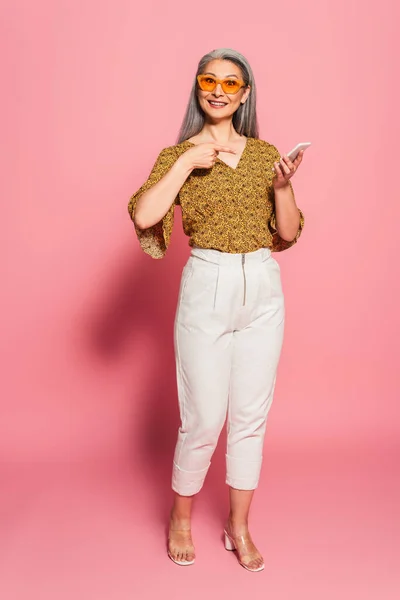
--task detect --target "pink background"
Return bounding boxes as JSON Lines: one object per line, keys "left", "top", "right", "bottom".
{"left": 2, "top": 0, "right": 399, "bottom": 597}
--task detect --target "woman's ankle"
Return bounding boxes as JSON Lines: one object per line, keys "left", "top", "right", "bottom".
{"left": 169, "top": 511, "right": 192, "bottom": 529}
{"left": 169, "top": 493, "right": 194, "bottom": 527}
{"left": 226, "top": 515, "right": 249, "bottom": 535}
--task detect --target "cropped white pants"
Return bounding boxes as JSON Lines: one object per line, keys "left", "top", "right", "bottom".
{"left": 172, "top": 245, "right": 285, "bottom": 496}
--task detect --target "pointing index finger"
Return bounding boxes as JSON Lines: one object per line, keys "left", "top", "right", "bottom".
{"left": 214, "top": 145, "right": 237, "bottom": 154}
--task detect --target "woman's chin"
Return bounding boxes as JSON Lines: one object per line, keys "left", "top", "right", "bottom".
{"left": 202, "top": 108, "right": 233, "bottom": 122}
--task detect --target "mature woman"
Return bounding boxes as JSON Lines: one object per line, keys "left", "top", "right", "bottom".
{"left": 128, "top": 47, "right": 305, "bottom": 572}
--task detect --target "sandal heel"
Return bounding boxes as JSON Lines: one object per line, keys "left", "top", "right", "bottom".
{"left": 224, "top": 531, "right": 235, "bottom": 551}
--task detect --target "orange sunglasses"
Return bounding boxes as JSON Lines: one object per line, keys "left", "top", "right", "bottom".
{"left": 197, "top": 74, "right": 246, "bottom": 95}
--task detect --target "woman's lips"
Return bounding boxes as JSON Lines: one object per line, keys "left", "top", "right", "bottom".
{"left": 207, "top": 100, "right": 228, "bottom": 108}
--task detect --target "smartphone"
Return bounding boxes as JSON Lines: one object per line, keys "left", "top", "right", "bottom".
{"left": 286, "top": 142, "right": 311, "bottom": 161}
{"left": 272, "top": 142, "right": 311, "bottom": 172}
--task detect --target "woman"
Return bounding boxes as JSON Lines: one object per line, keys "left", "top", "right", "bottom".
{"left": 128, "top": 48, "right": 305, "bottom": 572}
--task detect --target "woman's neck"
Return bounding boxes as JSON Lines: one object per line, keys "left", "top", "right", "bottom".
{"left": 199, "top": 121, "right": 243, "bottom": 144}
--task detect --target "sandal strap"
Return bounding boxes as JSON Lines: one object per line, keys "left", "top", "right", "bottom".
{"left": 226, "top": 529, "right": 263, "bottom": 565}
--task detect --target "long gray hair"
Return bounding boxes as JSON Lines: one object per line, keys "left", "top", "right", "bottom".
{"left": 177, "top": 48, "right": 259, "bottom": 144}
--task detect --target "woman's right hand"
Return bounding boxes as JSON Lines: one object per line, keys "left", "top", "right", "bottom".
{"left": 179, "top": 143, "right": 236, "bottom": 170}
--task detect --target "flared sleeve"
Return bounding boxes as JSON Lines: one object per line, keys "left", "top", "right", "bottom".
{"left": 267, "top": 145, "right": 305, "bottom": 252}
{"left": 128, "top": 146, "right": 179, "bottom": 259}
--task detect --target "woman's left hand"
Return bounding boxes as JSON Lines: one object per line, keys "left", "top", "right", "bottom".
{"left": 273, "top": 150, "right": 304, "bottom": 190}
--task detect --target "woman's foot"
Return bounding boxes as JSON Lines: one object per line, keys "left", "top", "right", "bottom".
{"left": 224, "top": 519, "right": 264, "bottom": 572}
{"left": 168, "top": 515, "right": 195, "bottom": 566}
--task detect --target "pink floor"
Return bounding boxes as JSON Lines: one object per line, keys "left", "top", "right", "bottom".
{"left": 1, "top": 445, "right": 398, "bottom": 599}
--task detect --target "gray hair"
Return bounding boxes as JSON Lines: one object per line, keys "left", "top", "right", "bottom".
{"left": 177, "top": 48, "right": 259, "bottom": 144}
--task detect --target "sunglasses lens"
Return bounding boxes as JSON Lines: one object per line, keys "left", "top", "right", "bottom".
{"left": 222, "top": 79, "right": 241, "bottom": 94}
{"left": 198, "top": 76, "right": 216, "bottom": 91}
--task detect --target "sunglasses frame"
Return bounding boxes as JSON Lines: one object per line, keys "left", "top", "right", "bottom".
{"left": 196, "top": 74, "right": 247, "bottom": 95}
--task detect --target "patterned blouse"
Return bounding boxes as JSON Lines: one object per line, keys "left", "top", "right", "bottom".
{"left": 128, "top": 137, "right": 304, "bottom": 259}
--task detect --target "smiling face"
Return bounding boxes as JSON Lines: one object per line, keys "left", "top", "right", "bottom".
{"left": 197, "top": 59, "right": 251, "bottom": 121}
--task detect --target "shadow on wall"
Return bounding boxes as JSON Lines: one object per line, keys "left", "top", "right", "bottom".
{"left": 83, "top": 235, "right": 227, "bottom": 525}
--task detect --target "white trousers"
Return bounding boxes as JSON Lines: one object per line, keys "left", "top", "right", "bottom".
{"left": 172, "top": 246, "right": 285, "bottom": 496}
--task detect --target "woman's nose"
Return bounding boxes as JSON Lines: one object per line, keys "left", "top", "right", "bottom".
{"left": 213, "top": 83, "right": 223, "bottom": 96}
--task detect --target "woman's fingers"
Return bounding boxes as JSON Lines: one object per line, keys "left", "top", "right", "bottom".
{"left": 289, "top": 150, "right": 304, "bottom": 170}
{"left": 293, "top": 150, "right": 304, "bottom": 166}
{"left": 273, "top": 160, "right": 290, "bottom": 178}
{"left": 280, "top": 155, "right": 294, "bottom": 174}
{"left": 273, "top": 162, "right": 284, "bottom": 178}
{"left": 213, "top": 144, "right": 237, "bottom": 154}
{"left": 272, "top": 149, "right": 305, "bottom": 181}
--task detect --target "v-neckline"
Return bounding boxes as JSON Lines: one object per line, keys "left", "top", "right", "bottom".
{"left": 185, "top": 137, "right": 250, "bottom": 171}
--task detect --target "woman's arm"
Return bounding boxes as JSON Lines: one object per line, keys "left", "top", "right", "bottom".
{"left": 272, "top": 150, "right": 305, "bottom": 242}
{"left": 273, "top": 182, "right": 301, "bottom": 242}
{"left": 134, "top": 159, "right": 191, "bottom": 230}
{"left": 134, "top": 142, "right": 236, "bottom": 230}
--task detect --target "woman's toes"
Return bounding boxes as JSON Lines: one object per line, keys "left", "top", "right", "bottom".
{"left": 168, "top": 530, "right": 195, "bottom": 564}
{"left": 248, "top": 557, "right": 262, "bottom": 570}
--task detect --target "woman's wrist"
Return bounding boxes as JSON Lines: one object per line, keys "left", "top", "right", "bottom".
{"left": 175, "top": 153, "right": 194, "bottom": 176}
{"left": 273, "top": 180, "right": 292, "bottom": 192}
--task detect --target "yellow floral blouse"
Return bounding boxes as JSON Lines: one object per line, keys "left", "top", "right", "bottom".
{"left": 128, "top": 137, "right": 304, "bottom": 259}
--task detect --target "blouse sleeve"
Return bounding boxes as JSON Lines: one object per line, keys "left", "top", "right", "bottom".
{"left": 267, "top": 145, "right": 305, "bottom": 252}
{"left": 128, "top": 146, "right": 180, "bottom": 259}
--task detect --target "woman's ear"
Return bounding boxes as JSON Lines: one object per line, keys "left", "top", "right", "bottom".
{"left": 241, "top": 86, "right": 251, "bottom": 104}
